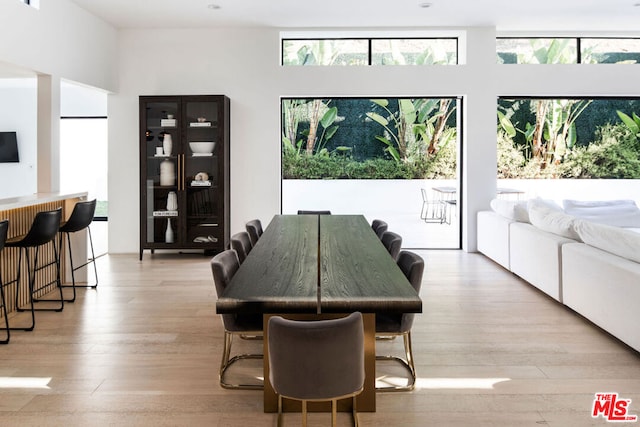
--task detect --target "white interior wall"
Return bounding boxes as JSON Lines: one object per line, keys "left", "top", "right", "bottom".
{"left": 0, "top": 79, "right": 37, "bottom": 198}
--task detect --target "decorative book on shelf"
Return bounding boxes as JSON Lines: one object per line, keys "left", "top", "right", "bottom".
{"left": 160, "top": 119, "right": 176, "bottom": 127}
{"left": 189, "top": 122, "right": 212, "bottom": 127}
{"left": 191, "top": 180, "right": 212, "bottom": 187}
{"left": 153, "top": 210, "right": 178, "bottom": 217}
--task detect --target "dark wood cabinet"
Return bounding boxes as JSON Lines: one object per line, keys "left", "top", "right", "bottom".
{"left": 139, "top": 95, "right": 230, "bottom": 259}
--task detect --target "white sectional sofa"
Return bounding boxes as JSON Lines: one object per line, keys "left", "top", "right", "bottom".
{"left": 477, "top": 198, "right": 640, "bottom": 352}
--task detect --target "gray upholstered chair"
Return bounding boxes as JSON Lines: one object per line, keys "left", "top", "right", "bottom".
{"left": 211, "top": 249, "right": 263, "bottom": 390}
{"left": 230, "top": 231, "right": 253, "bottom": 264}
{"left": 297, "top": 210, "right": 331, "bottom": 215}
{"left": 268, "top": 312, "right": 365, "bottom": 426}
{"left": 375, "top": 250, "right": 424, "bottom": 392}
{"left": 380, "top": 231, "right": 402, "bottom": 261}
{"left": 370, "top": 219, "right": 388, "bottom": 240}
{"left": 245, "top": 219, "right": 263, "bottom": 246}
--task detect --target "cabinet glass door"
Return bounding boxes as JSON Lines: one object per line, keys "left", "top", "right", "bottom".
{"left": 183, "top": 100, "right": 221, "bottom": 247}
{"left": 143, "top": 101, "right": 180, "bottom": 245}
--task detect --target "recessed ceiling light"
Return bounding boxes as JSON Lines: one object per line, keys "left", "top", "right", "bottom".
{"left": 419, "top": 2, "right": 433, "bottom": 8}
{"left": 208, "top": 4, "right": 221, "bottom": 9}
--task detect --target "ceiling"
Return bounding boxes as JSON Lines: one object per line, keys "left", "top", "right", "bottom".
{"left": 68, "top": 0, "right": 640, "bottom": 32}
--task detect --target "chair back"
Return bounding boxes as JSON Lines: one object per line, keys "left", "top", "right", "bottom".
{"left": 397, "top": 250, "right": 425, "bottom": 331}
{"left": 230, "top": 231, "right": 252, "bottom": 264}
{"left": 0, "top": 219, "right": 8, "bottom": 251}
{"left": 245, "top": 219, "right": 263, "bottom": 246}
{"left": 59, "top": 199, "right": 96, "bottom": 233}
{"left": 18, "top": 208, "right": 62, "bottom": 247}
{"left": 381, "top": 231, "right": 402, "bottom": 261}
{"left": 421, "top": 188, "right": 428, "bottom": 202}
{"left": 268, "top": 312, "right": 364, "bottom": 401}
{"left": 371, "top": 219, "right": 388, "bottom": 239}
{"left": 297, "top": 210, "right": 331, "bottom": 215}
{"left": 210, "top": 249, "right": 240, "bottom": 297}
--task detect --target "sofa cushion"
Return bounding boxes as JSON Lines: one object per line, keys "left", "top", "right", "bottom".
{"left": 563, "top": 199, "right": 640, "bottom": 228}
{"left": 574, "top": 219, "right": 640, "bottom": 264}
{"left": 528, "top": 202, "right": 581, "bottom": 241}
{"left": 489, "top": 199, "right": 529, "bottom": 223}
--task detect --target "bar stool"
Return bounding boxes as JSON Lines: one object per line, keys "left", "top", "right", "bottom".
{"left": 58, "top": 199, "right": 98, "bottom": 302}
{"left": 5, "top": 208, "right": 64, "bottom": 331}
{"left": 0, "top": 219, "right": 10, "bottom": 344}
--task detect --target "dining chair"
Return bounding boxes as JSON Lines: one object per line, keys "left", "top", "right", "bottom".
{"left": 375, "top": 250, "right": 424, "bottom": 392}
{"left": 245, "top": 219, "right": 263, "bottom": 246}
{"left": 380, "top": 231, "right": 402, "bottom": 261}
{"left": 0, "top": 219, "right": 10, "bottom": 344}
{"left": 210, "top": 249, "right": 263, "bottom": 390}
{"left": 230, "top": 231, "right": 253, "bottom": 264}
{"left": 370, "top": 219, "right": 388, "bottom": 240}
{"left": 268, "top": 312, "right": 365, "bottom": 426}
{"left": 297, "top": 210, "right": 331, "bottom": 215}
{"left": 58, "top": 199, "right": 98, "bottom": 302}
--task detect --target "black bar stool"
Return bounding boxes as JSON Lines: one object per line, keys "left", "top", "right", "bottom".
{"left": 5, "top": 208, "right": 64, "bottom": 331}
{"left": 58, "top": 199, "right": 98, "bottom": 302}
{"left": 0, "top": 219, "right": 10, "bottom": 344}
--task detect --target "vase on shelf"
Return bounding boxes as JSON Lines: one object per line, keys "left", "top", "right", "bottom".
{"left": 162, "top": 133, "right": 173, "bottom": 156}
{"left": 165, "top": 218, "right": 174, "bottom": 243}
{"left": 166, "top": 191, "right": 178, "bottom": 211}
{"left": 159, "top": 159, "right": 175, "bottom": 186}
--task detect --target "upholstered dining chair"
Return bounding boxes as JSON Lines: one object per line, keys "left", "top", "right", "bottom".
{"left": 0, "top": 219, "right": 10, "bottom": 344}
{"left": 380, "top": 231, "right": 402, "bottom": 261}
{"left": 245, "top": 219, "right": 263, "bottom": 246}
{"left": 210, "top": 249, "right": 263, "bottom": 390}
{"left": 268, "top": 312, "right": 365, "bottom": 427}
{"left": 230, "top": 231, "right": 253, "bottom": 264}
{"left": 370, "top": 219, "right": 388, "bottom": 240}
{"left": 297, "top": 210, "right": 332, "bottom": 215}
{"left": 375, "top": 250, "right": 424, "bottom": 392}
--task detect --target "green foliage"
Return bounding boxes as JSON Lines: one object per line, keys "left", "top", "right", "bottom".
{"left": 497, "top": 131, "right": 526, "bottom": 178}
{"left": 616, "top": 110, "right": 640, "bottom": 137}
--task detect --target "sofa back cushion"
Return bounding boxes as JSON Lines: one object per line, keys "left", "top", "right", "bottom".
{"left": 489, "top": 199, "right": 530, "bottom": 222}
{"left": 574, "top": 219, "right": 640, "bottom": 263}
{"left": 528, "top": 200, "right": 581, "bottom": 241}
{"left": 563, "top": 199, "right": 640, "bottom": 228}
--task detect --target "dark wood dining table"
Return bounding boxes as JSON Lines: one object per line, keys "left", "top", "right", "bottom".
{"left": 215, "top": 214, "right": 422, "bottom": 412}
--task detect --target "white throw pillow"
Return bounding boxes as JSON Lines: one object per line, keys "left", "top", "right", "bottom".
{"left": 527, "top": 197, "right": 563, "bottom": 213}
{"left": 574, "top": 219, "right": 640, "bottom": 263}
{"left": 563, "top": 199, "right": 640, "bottom": 228}
{"left": 528, "top": 203, "right": 581, "bottom": 240}
{"left": 489, "top": 199, "right": 530, "bottom": 222}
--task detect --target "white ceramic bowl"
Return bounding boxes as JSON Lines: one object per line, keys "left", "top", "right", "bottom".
{"left": 189, "top": 142, "right": 215, "bottom": 154}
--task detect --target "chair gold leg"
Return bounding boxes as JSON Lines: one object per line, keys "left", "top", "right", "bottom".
{"left": 219, "top": 330, "right": 264, "bottom": 390}
{"left": 352, "top": 396, "right": 359, "bottom": 427}
{"left": 277, "top": 395, "right": 283, "bottom": 427}
{"left": 375, "top": 331, "right": 416, "bottom": 392}
{"left": 331, "top": 399, "right": 337, "bottom": 427}
{"left": 302, "top": 400, "right": 307, "bottom": 427}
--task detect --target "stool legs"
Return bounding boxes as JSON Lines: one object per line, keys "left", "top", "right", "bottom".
{"left": 11, "top": 242, "right": 64, "bottom": 331}
{"left": 0, "top": 269, "right": 9, "bottom": 344}
{"left": 60, "top": 225, "right": 98, "bottom": 303}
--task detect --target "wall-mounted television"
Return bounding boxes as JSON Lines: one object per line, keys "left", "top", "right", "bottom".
{"left": 0, "top": 132, "right": 19, "bottom": 163}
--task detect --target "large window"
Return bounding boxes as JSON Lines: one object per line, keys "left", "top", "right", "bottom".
{"left": 282, "top": 38, "right": 458, "bottom": 66}
{"left": 497, "top": 97, "right": 640, "bottom": 202}
{"left": 281, "top": 97, "right": 462, "bottom": 249}
{"left": 497, "top": 37, "right": 640, "bottom": 64}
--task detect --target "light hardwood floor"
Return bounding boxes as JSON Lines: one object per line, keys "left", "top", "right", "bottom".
{"left": 0, "top": 250, "right": 638, "bottom": 426}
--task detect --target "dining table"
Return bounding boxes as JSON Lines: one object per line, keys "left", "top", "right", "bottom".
{"left": 215, "top": 214, "right": 422, "bottom": 413}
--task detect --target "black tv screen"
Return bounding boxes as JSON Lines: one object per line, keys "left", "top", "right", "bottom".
{"left": 0, "top": 132, "right": 19, "bottom": 163}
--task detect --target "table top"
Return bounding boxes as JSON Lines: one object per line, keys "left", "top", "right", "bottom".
{"left": 216, "top": 214, "right": 422, "bottom": 315}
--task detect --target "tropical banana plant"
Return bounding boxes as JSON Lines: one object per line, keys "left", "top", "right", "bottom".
{"left": 616, "top": 110, "right": 640, "bottom": 137}
{"left": 281, "top": 99, "right": 339, "bottom": 156}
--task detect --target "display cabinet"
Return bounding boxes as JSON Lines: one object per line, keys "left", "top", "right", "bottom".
{"left": 139, "top": 95, "right": 230, "bottom": 259}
